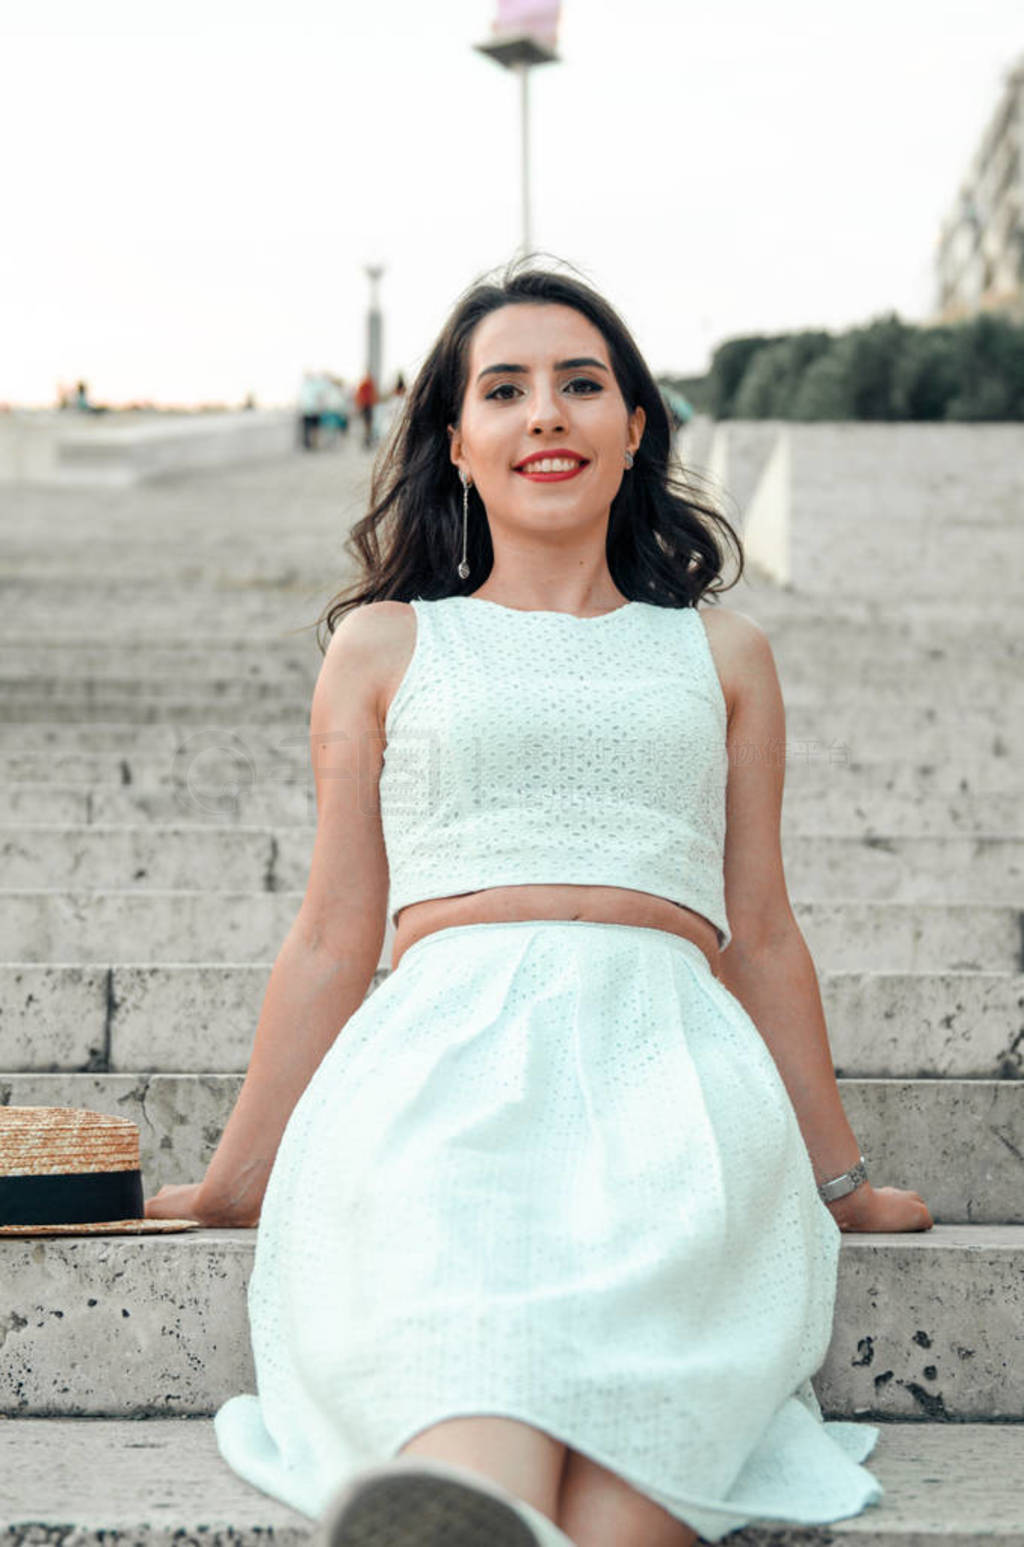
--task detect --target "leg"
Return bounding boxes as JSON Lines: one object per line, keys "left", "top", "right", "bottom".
{"left": 557, "top": 1448, "right": 698, "bottom": 1547}
{"left": 396, "top": 1415, "right": 567, "bottom": 1522}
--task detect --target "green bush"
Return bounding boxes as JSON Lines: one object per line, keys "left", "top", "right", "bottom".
{"left": 699, "top": 310, "right": 1024, "bottom": 421}
{"left": 947, "top": 313, "right": 1024, "bottom": 419}
{"left": 706, "top": 335, "right": 776, "bottom": 419}
{"left": 732, "top": 332, "right": 832, "bottom": 419}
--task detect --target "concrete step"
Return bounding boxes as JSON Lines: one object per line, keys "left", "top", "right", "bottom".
{"left": 4, "top": 1417, "right": 1023, "bottom": 1545}
{"left": 40, "top": 544, "right": 1024, "bottom": 603}
{"left": 0, "top": 617, "right": 1015, "bottom": 681}
{"left": 2, "top": 780, "right": 1020, "bottom": 836}
{"left": 0, "top": 529, "right": 343, "bottom": 560}
{"left": 0, "top": 604, "right": 297, "bottom": 639}
{"left": 1, "top": 891, "right": 1019, "bottom": 973}
{"left": 0, "top": 704, "right": 1016, "bottom": 760}
{"left": 0, "top": 624, "right": 1016, "bottom": 668}
{"left": 0, "top": 641, "right": 319, "bottom": 675}
{"left": 0, "top": 556, "right": 336, "bottom": 585}
{"left": 0, "top": 826, "right": 284, "bottom": 890}
{"left": 0, "top": 959, "right": 1020, "bottom": 1078}
{"left": 802, "top": 532, "right": 1024, "bottom": 599}
{"left": 0, "top": 745, "right": 311, "bottom": 789}
{"left": 3, "top": 825, "right": 1022, "bottom": 902}
{"left": 3, "top": 673, "right": 1019, "bottom": 724}
{"left": 0, "top": 674, "right": 319, "bottom": 708}
{"left": 2, "top": 514, "right": 1019, "bottom": 571}
{"left": 12, "top": 508, "right": 1012, "bottom": 564}
{"left": 0, "top": 1071, "right": 1016, "bottom": 1223}
{"left": 2, "top": 595, "right": 330, "bottom": 637}
{"left": 725, "top": 585, "right": 1024, "bottom": 633}
{"left": 778, "top": 833, "right": 1024, "bottom": 903}
{"left": 0, "top": 1226, "right": 1020, "bottom": 1418}
{"left": 8, "top": 528, "right": 1021, "bottom": 596}
{"left": 5, "top": 667, "right": 1020, "bottom": 714}
{"left": 1, "top": 751, "right": 1014, "bottom": 801}
{"left": 0, "top": 696, "right": 313, "bottom": 725}
{"left": 779, "top": 791, "right": 1022, "bottom": 838}
{"left": 0, "top": 890, "right": 303, "bottom": 961}
{"left": 0, "top": 703, "right": 1016, "bottom": 760}
{"left": 2, "top": 603, "right": 1021, "bottom": 655}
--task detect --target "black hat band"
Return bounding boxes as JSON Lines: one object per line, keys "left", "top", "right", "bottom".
{"left": 0, "top": 1168, "right": 145, "bottom": 1227}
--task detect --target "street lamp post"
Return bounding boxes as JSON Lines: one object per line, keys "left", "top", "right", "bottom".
{"left": 473, "top": 30, "right": 560, "bottom": 256}
{"left": 516, "top": 62, "right": 531, "bottom": 252}
{"left": 364, "top": 264, "right": 385, "bottom": 389}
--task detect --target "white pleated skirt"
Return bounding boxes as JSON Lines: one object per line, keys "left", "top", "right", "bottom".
{"left": 214, "top": 919, "right": 883, "bottom": 1541}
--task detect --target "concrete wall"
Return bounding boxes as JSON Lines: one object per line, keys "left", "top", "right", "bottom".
{"left": 0, "top": 410, "right": 297, "bottom": 487}
{"left": 731, "top": 421, "right": 1024, "bottom": 598}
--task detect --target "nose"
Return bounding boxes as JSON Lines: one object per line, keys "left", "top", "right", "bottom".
{"left": 526, "top": 380, "right": 566, "bottom": 436}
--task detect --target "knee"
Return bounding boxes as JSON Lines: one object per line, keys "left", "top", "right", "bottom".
{"left": 557, "top": 1448, "right": 698, "bottom": 1547}
{"left": 396, "top": 1415, "right": 567, "bottom": 1521}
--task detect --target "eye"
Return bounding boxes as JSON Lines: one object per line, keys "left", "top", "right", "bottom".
{"left": 484, "top": 382, "right": 522, "bottom": 401}
{"left": 565, "top": 377, "right": 603, "bottom": 394}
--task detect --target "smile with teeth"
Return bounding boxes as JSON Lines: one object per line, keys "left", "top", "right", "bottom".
{"left": 515, "top": 456, "right": 589, "bottom": 478}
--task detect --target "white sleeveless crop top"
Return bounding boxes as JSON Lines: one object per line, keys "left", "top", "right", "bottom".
{"left": 378, "top": 596, "right": 732, "bottom": 950}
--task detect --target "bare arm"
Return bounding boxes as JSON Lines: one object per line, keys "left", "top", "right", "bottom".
{"left": 711, "top": 608, "right": 932, "bottom": 1233}
{"left": 720, "top": 932, "right": 862, "bottom": 1185}
{"left": 151, "top": 604, "right": 394, "bottom": 1225}
{"left": 192, "top": 925, "right": 383, "bottom": 1224}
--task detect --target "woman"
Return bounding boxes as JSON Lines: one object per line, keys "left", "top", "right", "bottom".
{"left": 147, "top": 260, "right": 933, "bottom": 1547}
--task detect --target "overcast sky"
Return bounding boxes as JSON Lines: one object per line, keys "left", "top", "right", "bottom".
{"left": 1, "top": 0, "right": 1021, "bottom": 406}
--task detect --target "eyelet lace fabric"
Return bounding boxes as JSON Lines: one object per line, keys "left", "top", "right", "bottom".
{"left": 378, "top": 598, "right": 732, "bottom": 950}
{"left": 214, "top": 919, "right": 883, "bottom": 1539}
{"left": 213, "top": 596, "right": 884, "bottom": 1538}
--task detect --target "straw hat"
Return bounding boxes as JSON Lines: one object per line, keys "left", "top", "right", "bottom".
{"left": 0, "top": 1107, "right": 199, "bottom": 1236}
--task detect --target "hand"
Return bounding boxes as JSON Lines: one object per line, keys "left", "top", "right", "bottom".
{"left": 144, "top": 1182, "right": 260, "bottom": 1228}
{"left": 826, "top": 1180, "right": 933, "bottom": 1233}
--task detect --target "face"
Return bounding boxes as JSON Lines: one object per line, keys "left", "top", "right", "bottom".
{"left": 449, "top": 303, "right": 645, "bottom": 534}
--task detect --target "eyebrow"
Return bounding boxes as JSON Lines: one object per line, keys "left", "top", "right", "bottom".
{"left": 476, "top": 356, "right": 610, "bottom": 383}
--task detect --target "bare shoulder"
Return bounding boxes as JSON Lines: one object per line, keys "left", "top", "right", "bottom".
{"left": 696, "top": 603, "right": 776, "bottom": 721}
{"left": 319, "top": 600, "right": 417, "bottom": 732}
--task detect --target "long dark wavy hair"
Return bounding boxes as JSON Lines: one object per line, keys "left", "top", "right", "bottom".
{"left": 314, "top": 257, "right": 743, "bottom": 653}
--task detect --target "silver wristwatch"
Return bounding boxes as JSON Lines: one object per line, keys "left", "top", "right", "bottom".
{"left": 817, "top": 1155, "right": 868, "bottom": 1203}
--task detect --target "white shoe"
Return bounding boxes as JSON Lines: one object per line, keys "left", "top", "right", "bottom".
{"left": 318, "top": 1454, "right": 579, "bottom": 1547}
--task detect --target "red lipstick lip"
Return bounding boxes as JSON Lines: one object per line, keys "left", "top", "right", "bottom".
{"left": 513, "top": 450, "right": 589, "bottom": 472}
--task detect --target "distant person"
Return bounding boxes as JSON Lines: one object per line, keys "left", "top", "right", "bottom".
{"left": 71, "top": 380, "right": 106, "bottom": 414}
{"left": 354, "top": 372, "right": 378, "bottom": 449}
{"left": 74, "top": 380, "right": 90, "bottom": 411}
{"left": 320, "top": 375, "right": 350, "bottom": 445}
{"left": 297, "top": 371, "right": 325, "bottom": 451}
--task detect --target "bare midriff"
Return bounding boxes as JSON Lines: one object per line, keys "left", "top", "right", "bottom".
{"left": 391, "top": 886, "right": 722, "bottom": 977}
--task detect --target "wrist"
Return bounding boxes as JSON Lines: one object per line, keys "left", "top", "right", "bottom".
{"left": 197, "top": 1175, "right": 264, "bottom": 1225}
{"left": 824, "top": 1178, "right": 875, "bottom": 1231}
{"left": 816, "top": 1153, "right": 869, "bottom": 1204}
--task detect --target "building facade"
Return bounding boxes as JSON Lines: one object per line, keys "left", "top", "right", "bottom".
{"left": 934, "top": 54, "right": 1024, "bottom": 324}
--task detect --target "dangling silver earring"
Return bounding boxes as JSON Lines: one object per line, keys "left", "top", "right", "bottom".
{"left": 624, "top": 450, "right": 635, "bottom": 469}
{"left": 457, "top": 472, "right": 471, "bottom": 579}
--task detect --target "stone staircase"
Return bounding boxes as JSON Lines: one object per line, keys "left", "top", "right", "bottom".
{"left": 1, "top": 430, "right": 1022, "bottom": 1542}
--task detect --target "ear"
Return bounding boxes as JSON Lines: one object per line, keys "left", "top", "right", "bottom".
{"left": 447, "top": 422, "right": 467, "bottom": 480}
{"left": 627, "top": 404, "right": 646, "bottom": 456}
